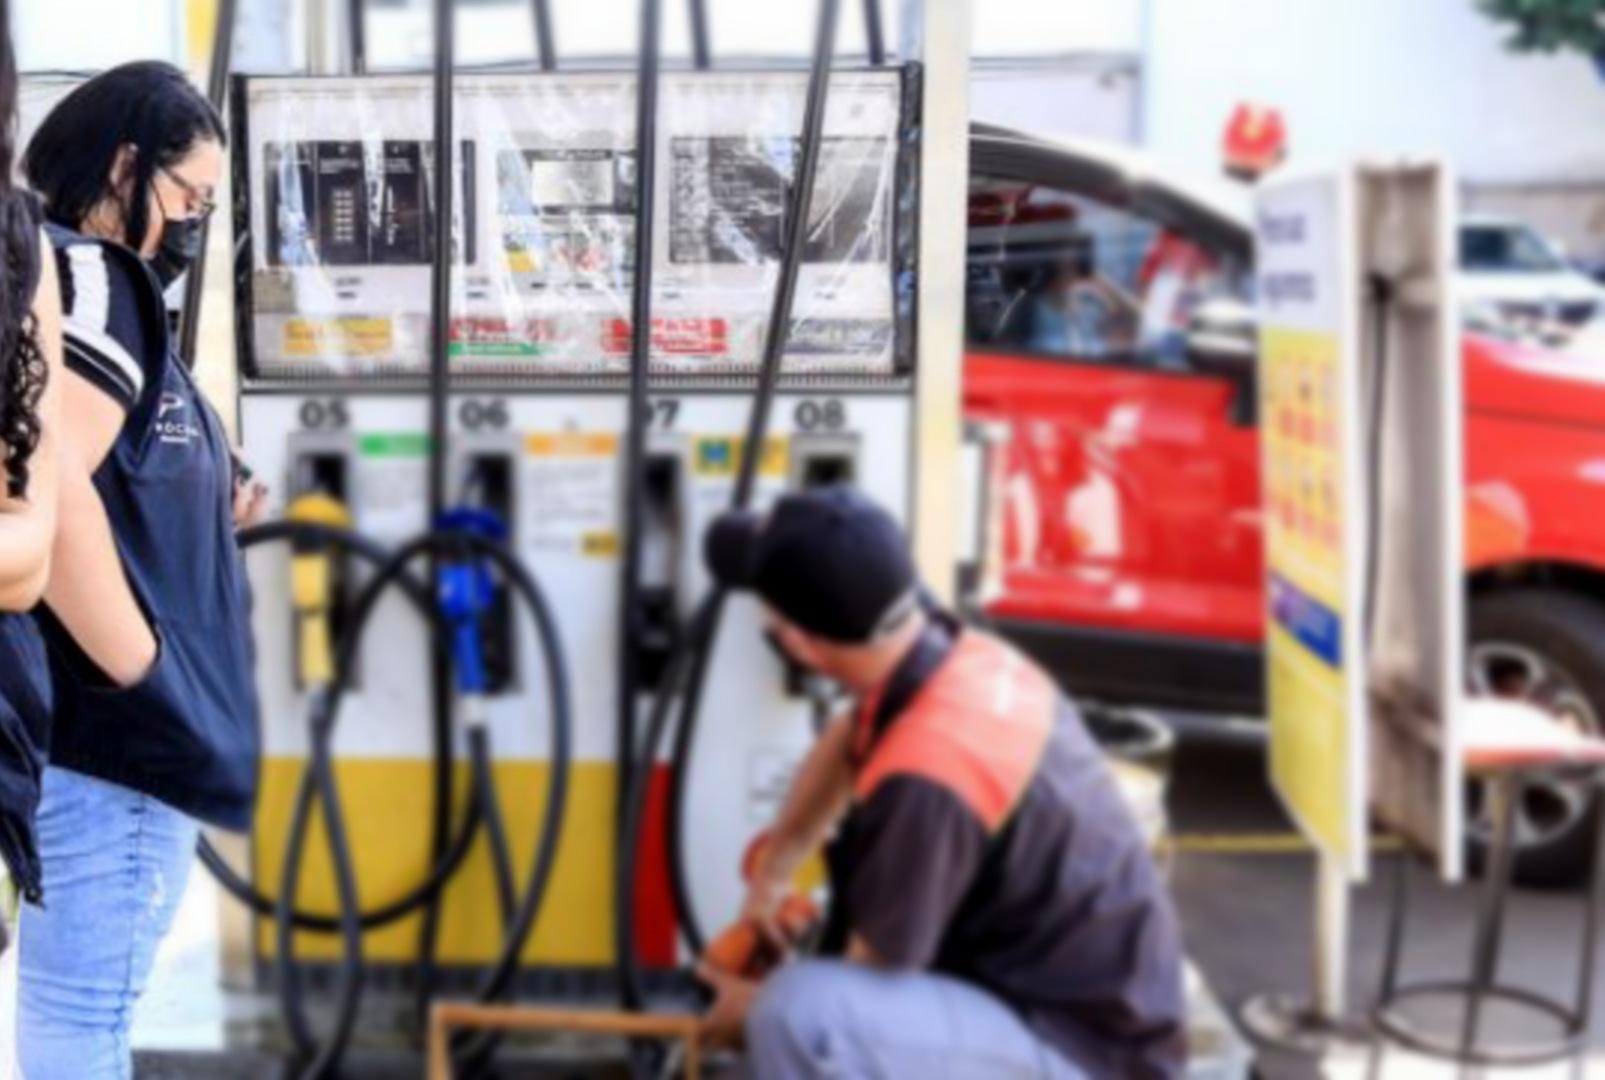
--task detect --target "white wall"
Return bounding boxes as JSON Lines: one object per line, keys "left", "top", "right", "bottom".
{"left": 971, "top": 58, "right": 1140, "bottom": 143}
{"left": 358, "top": 0, "right": 1142, "bottom": 67}
{"left": 15, "top": 0, "right": 185, "bottom": 70}
{"left": 1144, "top": 0, "right": 1605, "bottom": 186}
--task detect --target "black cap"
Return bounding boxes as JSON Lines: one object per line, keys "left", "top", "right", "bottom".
{"left": 704, "top": 486, "right": 919, "bottom": 644}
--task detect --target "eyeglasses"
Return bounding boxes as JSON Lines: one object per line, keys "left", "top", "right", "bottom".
{"left": 158, "top": 166, "right": 217, "bottom": 221}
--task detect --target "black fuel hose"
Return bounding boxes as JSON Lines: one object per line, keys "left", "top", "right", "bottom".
{"left": 861, "top": 0, "right": 884, "bottom": 66}
{"left": 615, "top": 595, "right": 719, "bottom": 1009}
{"left": 614, "top": 0, "right": 841, "bottom": 1008}
{"left": 477, "top": 747, "right": 518, "bottom": 925}
{"left": 416, "top": 0, "right": 460, "bottom": 1031}
{"left": 662, "top": 0, "right": 842, "bottom": 961}
{"left": 196, "top": 521, "right": 474, "bottom": 1079}
{"left": 268, "top": 527, "right": 570, "bottom": 1077}
{"left": 614, "top": 0, "right": 662, "bottom": 848}
{"left": 198, "top": 522, "right": 484, "bottom": 934}
{"left": 532, "top": 0, "right": 556, "bottom": 70}
{"left": 276, "top": 690, "right": 368, "bottom": 1078}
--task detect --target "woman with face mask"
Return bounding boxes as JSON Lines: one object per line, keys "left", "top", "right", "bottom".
{"left": 15, "top": 62, "right": 260, "bottom": 1079}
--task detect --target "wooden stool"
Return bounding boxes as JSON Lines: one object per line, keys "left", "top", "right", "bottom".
{"left": 1370, "top": 699, "right": 1605, "bottom": 1075}
{"left": 426, "top": 1002, "right": 703, "bottom": 1079}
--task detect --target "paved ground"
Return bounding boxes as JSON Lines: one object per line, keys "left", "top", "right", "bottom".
{"left": 1162, "top": 714, "right": 1603, "bottom": 1078}
{"left": 4, "top": 711, "right": 1599, "bottom": 1078}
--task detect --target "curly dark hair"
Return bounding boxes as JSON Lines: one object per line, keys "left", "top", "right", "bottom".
{"left": 0, "top": 0, "right": 45, "bottom": 500}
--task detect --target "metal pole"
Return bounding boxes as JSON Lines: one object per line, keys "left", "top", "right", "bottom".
{"left": 904, "top": 0, "right": 969, "bottom": 602}
{"left": 177, "top": 0, "right": 238, "bottom": 370}
{"left": 1313, "top": 851, "right": 1350, "bottom": 1019}
{"left": 305, "top": 0, "right": 339, "bottom": 75}
{"left": 532, "top": 0, "right": 556, "bottom": 70}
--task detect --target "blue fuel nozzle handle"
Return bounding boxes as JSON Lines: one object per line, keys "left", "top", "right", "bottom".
{"left": 434, "top": 508, "right": 509, "bottom": 697}
{"left": 436, "top": 507, "right": 509, "bottom": 544}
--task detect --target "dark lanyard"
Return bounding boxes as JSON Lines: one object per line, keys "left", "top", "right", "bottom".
{"left": 850, "top": 612, "right": 959, "bottom": 766}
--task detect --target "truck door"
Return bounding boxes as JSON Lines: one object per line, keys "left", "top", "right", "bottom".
{"left": 963, "top": 138, "right": 1262, "bottom": 710}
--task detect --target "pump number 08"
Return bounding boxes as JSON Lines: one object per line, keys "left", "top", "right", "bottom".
{"left": 793, "top": 399, "right": 846, "bottom": 432}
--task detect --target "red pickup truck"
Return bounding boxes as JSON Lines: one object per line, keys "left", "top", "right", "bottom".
{"left": 963, "top": 125, "right": 1605, "bottom": 883}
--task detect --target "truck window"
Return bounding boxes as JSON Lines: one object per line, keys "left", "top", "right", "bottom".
{"left": 966, "top": 176, "right": 1244, "bottom": 370}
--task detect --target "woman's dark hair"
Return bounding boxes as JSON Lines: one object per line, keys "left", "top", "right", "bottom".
{"left": 0, "top": 0, "right": 46, "bottom": 499}
{"left": 24, "top": 60, "right": 225, "bottom": 250}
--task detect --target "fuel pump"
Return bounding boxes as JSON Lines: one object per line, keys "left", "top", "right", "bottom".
{"left": 204, "top": 4, "right": 578, "bottom": 1075}
{"left": 227, "top": 0, "right": 932, "bottom": 1064}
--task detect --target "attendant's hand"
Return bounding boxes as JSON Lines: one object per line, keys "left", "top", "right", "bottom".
{"left": 696, "top": 961, "right": 759, "bottom": 1050}
{"left": 740, "top": 870, "right": 790, "bottom": 954}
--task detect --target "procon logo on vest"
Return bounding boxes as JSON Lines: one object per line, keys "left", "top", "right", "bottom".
{"left": 155, "top": 392, "right": 200, "bottom": 447}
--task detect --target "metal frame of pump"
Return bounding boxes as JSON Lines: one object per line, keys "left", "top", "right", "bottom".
{"left": 197, "top": 2, "right": 577, "bottom": 1077}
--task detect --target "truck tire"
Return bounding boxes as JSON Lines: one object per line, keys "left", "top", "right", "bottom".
{"left": 1469, "top": 589, "right": 1605, "bottom": 887}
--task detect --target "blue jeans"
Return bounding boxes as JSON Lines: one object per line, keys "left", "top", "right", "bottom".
{"left": 16, "top": 767, "right": 198, "bottom": 1080}
{"left": 745, "top": 960, "right": 1085, "bottom": 1079}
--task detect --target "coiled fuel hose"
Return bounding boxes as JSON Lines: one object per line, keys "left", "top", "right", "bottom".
{"left": 279, "top": 527, "right": 571, "bottom": 1077}
{"left": 202, "top": 514, "right": 570, "bottom": 1078}
{"left": 613, "top": 0, "right": 842, "bottom": 1012}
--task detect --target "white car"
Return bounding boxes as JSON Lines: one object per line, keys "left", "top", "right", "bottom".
{"left": 1459, "top": 216, "right": 1605, "bottom": 346}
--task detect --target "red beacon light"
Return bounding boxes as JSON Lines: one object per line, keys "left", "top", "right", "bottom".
{"left": 1223, "top": 103, "right": 1288, "bottom": 183}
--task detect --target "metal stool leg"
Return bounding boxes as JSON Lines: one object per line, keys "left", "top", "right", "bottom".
{"left": 1572, "top": 771, "right": 1605, "bottom": 1076}
{"left": 1369, "top": 848, "right": 1413, "bottom": 1080}
{"left": 1459, "top": 774, "right": 1522, "bottom": 1069}
{"left": 1379, "top": 847, "right": 1412, "bottom": 1001}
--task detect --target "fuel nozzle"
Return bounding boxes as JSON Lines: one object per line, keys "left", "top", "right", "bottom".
{"left": 435, "top": 508, "right": 510, "bottom": 718}
{"left": 287, "top": 492, "right": 353, "bottom": 689}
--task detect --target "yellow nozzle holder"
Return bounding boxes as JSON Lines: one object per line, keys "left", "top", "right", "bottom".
{"left": 286, "top": 493, "right": 352, "bottom": 688}
{"left": 286, "top": 492, "right": 354, "bottom": 530}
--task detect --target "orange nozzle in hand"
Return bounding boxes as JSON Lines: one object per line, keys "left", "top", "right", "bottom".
{"left": 703, "top": 895, "right": 819, "bottom": 980}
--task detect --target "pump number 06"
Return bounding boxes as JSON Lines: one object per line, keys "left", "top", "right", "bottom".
{"left": 458, "top": 398, "right": 511, "bottom": 431}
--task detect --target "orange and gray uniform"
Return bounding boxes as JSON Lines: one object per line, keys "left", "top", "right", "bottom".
{"left": 834, "top": 614, "right": 1187, "bottom": 1078}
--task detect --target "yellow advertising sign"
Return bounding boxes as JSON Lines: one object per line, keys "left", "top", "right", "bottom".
{"left": 1263, "top": 327, "right": 1352, "bottom": 865}
{"left": 1257, "top": 174, "right": 1366, "bottom": 878}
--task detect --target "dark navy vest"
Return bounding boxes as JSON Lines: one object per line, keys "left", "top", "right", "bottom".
{"left": 37, "top": 224, "right": 258, "bottom": 830}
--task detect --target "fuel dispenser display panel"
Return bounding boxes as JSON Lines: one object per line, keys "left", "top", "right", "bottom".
{"left": 234, "top": 70, "right": 915, "bottom": 381}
